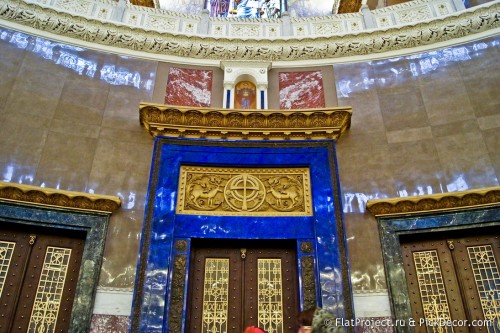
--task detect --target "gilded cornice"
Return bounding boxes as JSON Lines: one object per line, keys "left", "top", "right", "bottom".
{"left": 0, "top": 181, "right": 121, "bottom": 213}
{"left": 139, "top": 103, "right": 352, "bottom": 140}
{"left": 367, "top": 186, "right": 500, "bottom": 217}
{"left": 0, "top": 0, "right": 498, "bottom": 62}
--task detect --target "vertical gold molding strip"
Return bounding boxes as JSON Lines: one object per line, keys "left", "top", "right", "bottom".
{"left": 467, "top": 245, "right": 500, "bottom": 332}
{"left": 300, "top": 256, "right": 317, "bottom": 311}
{"left": 28, "top": 247, "right": 72, "bottom": 333}
{"left": 413, "top": 250, "right": 454, "bottom": 333}
{"left": 0, "top": 241, "right": 15, "bottom": 298}
{"left": 258, "top": 258, "right": 284, "bottom": 333}
{"left": 202, "top": 258, "right": 229, "bottom": 333}
{"left": 168, "top": 254, "right": 187, "bottom": 332}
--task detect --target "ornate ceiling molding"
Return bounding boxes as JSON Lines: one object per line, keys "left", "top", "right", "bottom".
{"left": 0, "top": 0, "right": 498, "bottom": 62}
{"left": 139, "top": 103, "right": 352, "bottom": 141}
{"left": 367, "top": 186, "right": 500, "bottom": 217}
{"left": 0, "top": 181, "right": 121, "bottom": 213}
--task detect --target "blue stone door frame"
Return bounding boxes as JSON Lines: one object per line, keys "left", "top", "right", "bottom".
{"left": 131, "top": 138, "right": 353, "bottom": 333}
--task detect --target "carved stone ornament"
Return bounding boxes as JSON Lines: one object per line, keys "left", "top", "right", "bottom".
{"left": 300, "top": 241, "right": 313, "bottom": 253}
{"left": 0, "top": 181, "right": 121, "bottom": 213}
{"left": 177, "top": 166, "right": 312, "bottom": 216}
{"left": 140, "top": 104, "right": 352, "bottom": 141}
{"left": 0, "top": 0, "right": 498, "bottom": 62}
{"left": 175, "top": 239, "right": 188, "bottom": 252}
{"left": 367, "top": 186, "right": 500, "bottom": 217}
{"left": 168, "top": 254, "right": 187, "bottom": 333}
{"left": 301, "top": 256, "right": 317, "bottom": 310}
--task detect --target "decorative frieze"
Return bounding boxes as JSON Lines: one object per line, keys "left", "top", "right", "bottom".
{"left": 394, "top": 5, "right": 433, "bottom": 24}
{"left": 176, "top": 166, "right": 312, "bottom": 216}
{"left": 231, "top": 23, "right": 261, "bottom": 37}
{"left": 139, "top": 104, "right": 352, "bottom": 141}
{"left": 144, "top": 14, "right": 178, "bottom": 32}
{"left": 0, "top": 181, "right": 121, "bottom": 213}
{"left": 312, "top": 21, "right": 344, "bottom": 35}
{"left": 54, "top": 0, "right": 94, "bottom": 16}
{"left": 0, "top": 0, "right": 497, "bottom": 62}
{"left": 367, "top": 186, "right": 500, "bottom": 217}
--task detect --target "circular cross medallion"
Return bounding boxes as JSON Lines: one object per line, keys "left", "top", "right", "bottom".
{"left": 224, "top": 174, "right": 265, "bottom": 211}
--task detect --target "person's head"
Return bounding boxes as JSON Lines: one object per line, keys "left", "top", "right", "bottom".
{"left": 298, "top": 306, "right": 341, "bottom": 333}
{"left": 297, "top": 307, "right": 316, "bottom": 333}
{"left": 244, "top": 326, "right": 268, "bottom": 333}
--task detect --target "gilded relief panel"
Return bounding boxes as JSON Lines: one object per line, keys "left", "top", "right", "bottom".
{"left": 176, "top": 166, "right": 312, "bottom": 216}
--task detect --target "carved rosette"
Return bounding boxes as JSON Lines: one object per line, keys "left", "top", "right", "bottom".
{"left": 300, "top": 241, "right": 313, "bottom": 254}
{"left": 177, "top": 166, "right": 312, "bottom": 216}
{"left": 140, "top": 104, "right": 352, "bottom": 141}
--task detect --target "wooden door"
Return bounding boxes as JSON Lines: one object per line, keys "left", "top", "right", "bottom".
{"left": 400, "top": 228, "right": 499, "bottom": 333}
{"left": 0, "top": 224, "right": 85, "bottom": 333}
{"left": 186, "top": 239, "right": 299, "bottom": 333}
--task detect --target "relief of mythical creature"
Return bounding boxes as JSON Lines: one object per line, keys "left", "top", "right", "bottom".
{"left": 186, "top": 175, "right": 225, "bottom": 210}
{"left": 265, "top": 175, "right": 304, "bottom": 211}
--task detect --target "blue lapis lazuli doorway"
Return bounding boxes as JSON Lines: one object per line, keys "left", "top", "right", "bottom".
{"left": 131, "top": 138, "right": 353, "bottom": 332}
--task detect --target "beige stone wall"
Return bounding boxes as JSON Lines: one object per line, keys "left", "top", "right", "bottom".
{"left": 0, "top": 35, "right": 156, "bottom": 288}
{"left": 0, "top": 28, "right": 498, "bottom": 294}
{"left": 334, "top": 37, "right": 500, "bottom": 291}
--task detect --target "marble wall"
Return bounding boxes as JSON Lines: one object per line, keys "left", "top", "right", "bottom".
{"left": 334, "top": 37, "right": 500, "bottom": 292}
{"left": 0, "top": 26, "right": 499, "bottom": 331}
{"left": 164, "top": 67, "right": 213, "bottom": 107}
{"left": 269, "top": 65, "right": 336, "bottom": 109}
{"left": 154, "top": 63, "right": 224, "bottom": 108}
{"left": 278, "top": 71, "right": 326, "bottom": 109}
{"left": 0, "top": 28, "right": 156, "bottom": 292}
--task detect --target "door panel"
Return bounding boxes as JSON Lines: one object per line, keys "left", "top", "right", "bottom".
{"left": 400, "top": 229, "right": 499, "bottom": 333}
{"left": 186, "top": 240, "right": 299, "bottom": 333}
{"left": 187, "top": 246, "right": 242, "bottom": 332}
{"left": 0, "top": 225, "right": 85, "bottom": 333}
{"left": 401, "top": 240, "right": 468, "bottom": 333}
{"left": 244, "top": 247, "right": 298, "bottom": 332}
{"left": 451, "top": 235, "right": 500, "bottom": 332}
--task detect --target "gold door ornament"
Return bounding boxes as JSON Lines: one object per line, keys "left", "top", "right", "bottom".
{"left": 467, "top": 245, "right": 500, "bottom": 332}
{"left": 177, "top": 166, "right": 312, "bottom": 216}
{"left": 0, "top": 241, "right": 15, "bottom": 298}
{"left": 413, "top": 250, "right": 454, "bottom": 333}
{"left": 28, "top": 247, "right": 72, "bottom": 333}
{"left": 202, "top": 258, "right": 230, "bottom": 333}
{"left": 258, "top": 259, "right": 284, "bottom": 333}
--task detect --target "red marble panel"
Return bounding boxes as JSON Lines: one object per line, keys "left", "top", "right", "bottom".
{"left": 165, "top": 67, "right": 212, "bottom": 107}
{"left": 279, "top": 71, "right": 325, "bottom": 109}
{"left": 90, "top": 314, "right": 129, "bottom": 333}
